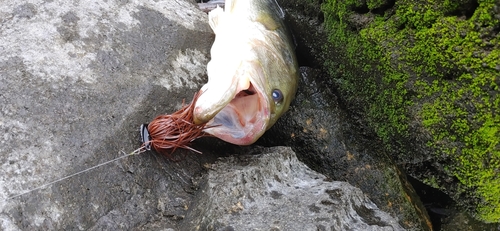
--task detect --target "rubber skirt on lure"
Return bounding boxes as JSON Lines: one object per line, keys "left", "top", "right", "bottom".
{"left": 140, "top": 91, "right": 214, "bottom": 155}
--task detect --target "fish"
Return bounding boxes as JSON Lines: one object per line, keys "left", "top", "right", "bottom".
{"left": 193, "top": 0, "right": 299, "bottom": 145}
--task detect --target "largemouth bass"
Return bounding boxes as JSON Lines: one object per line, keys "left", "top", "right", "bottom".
{"left": 193, "top": 0, "right": 299, "bottom": 145}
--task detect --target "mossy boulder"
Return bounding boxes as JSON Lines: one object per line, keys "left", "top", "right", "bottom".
{"left": 320, "top": 0, "right": 500, "bottom": 223}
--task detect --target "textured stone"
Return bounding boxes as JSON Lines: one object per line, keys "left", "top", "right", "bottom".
{"left": 0, "top": 0, "right": 212, "bottom": 230}
{"left": 0, "top": 0, "right": 420, "bottom": 230}
{"left": 183, "top": 146, "right": 405, "bottom": 231}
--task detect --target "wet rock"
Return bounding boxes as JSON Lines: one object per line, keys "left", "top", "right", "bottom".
{"left": 276, "top": 0, "right": 500, "bottom": 229}
{"left": 258, "top": 1, "right": 434, "bottom": 227}
{"left": 0, "top": 0, "right": 411, "bottom": 230}
{"left": 183, "top": 146, "right": 405, "bottom": 231}
{"left": 0, "top": 0, "right": 213, "bottom": 230}
{"left": 259, "top": 66, "right": 431, "bottom": 230}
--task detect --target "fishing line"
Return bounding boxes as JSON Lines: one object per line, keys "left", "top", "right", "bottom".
{"left": 3, "top": 148, "right": 146, "bottom": 202}
{"left": 4, "top": 92, "right": 207, "bottom": 202}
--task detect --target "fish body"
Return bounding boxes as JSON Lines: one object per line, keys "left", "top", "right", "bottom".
{"left": 193, "top": 0, "right": 299, "bottom": 145}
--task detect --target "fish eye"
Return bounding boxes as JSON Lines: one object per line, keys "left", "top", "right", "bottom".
{"left": 272, "top": 89, "right": 283, "bottom": 104}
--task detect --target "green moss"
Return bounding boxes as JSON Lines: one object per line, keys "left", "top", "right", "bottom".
{"left": 321, "top": 0, "right": 412, "bottom": 146}
{"left": 422, "top": 175, "right": 440, "bottom": 189}
{"left": 322, "top": 0, "right": 500, "bottom": 222}
{"left": 366, "top": 0, "right": 387, "bottom": 10}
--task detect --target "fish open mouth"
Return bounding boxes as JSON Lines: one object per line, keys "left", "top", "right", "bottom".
{"left": 204, "top": 82, "right": 269, "bottom": 145}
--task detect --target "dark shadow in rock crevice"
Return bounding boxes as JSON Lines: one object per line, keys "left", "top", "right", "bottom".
{"left": 351, "top": 4, "right": 369, "bottom": 14}
{"left": 407, "top": 175, "right": 454, "bottom": 231}
{"left": 371, "top": 0, "right": 396, "bottom": 16}
{"left": 445, "top": 0, "right": 479, "bottom": 19}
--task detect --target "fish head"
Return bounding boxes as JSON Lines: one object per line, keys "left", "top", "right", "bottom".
{"left": 193, "top": 56, "right": 297, "bottom": 145}
{"left": 193, "top": 0, "right": 298, "bottom": 145}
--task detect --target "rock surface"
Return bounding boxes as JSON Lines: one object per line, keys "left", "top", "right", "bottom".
{"left": 0, "top": 0, "right": 412, "bottom": 230}
{"left": 183, "top": 146, "right": 405, "bottom": 231}
{"left": 257, "top": 1, "right": 433, "bottom": 228}
{"left": 315, "top": 0, "right": 500, "bottom": 224}
{"left": 0, "top": 0, "right": 213, "bottom": 230}
{"left": 259, "top": 67, "right": 431, "bottom": 230}
{"left": 275, "top": 0, "right": 500, "bottom": 229}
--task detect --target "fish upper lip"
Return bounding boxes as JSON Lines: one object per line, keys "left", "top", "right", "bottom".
{"left": 192, "top": 65, "right": 253, "bottom": 125}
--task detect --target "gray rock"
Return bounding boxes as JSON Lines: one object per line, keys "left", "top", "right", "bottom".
{"left": 0, "top": 0, "right": 413, "bottom": 230}
{"left": 259, "top": 66, "right": 431, "bottom": 230}
{"left": 276, "top": 0, "right": 500, "bottom": 227}
{"left": 259, "top": 2, "right": 433, "bottom": 229}
{"left": 0, "top": 0, "right": 212, "bottom": 230}
{"left": 183, "top": 146, "right": 405, "bottom": 231}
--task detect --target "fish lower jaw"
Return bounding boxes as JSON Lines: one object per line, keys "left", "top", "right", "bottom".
{"left": 204, "top": 120, "right": 266, "bottom": 145}
{"left": 204, "top": 96, "right": 269, "bottom": 145}
{"left": 195, "top": 111, "right": 267, "bottom": 144}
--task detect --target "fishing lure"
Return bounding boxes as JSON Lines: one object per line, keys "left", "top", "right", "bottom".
{"left": 139, "top": 90, "right": 216, "bottom": 156}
